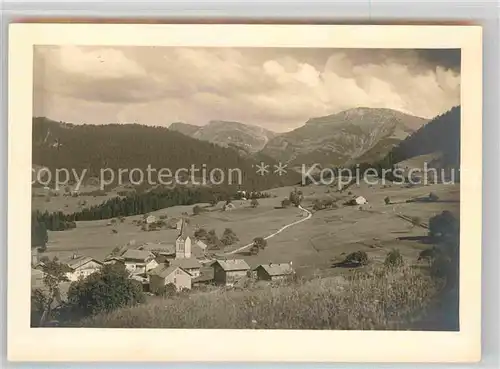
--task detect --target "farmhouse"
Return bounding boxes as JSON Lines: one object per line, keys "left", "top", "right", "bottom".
{"left": 355, "top": 196, "right": 367, "bottom": 205}
{"left": 145, "top": 215, "right": 157, "bottom": 224}
{"left": 195, "top": 239, "right": 208, "bottom": 251}
{"left": 254, "top": 263, "right": 294, "bottom": 281}
{"left": 60, "top": 254, "right": 103, "bottom": 282}
{"left": 211, "top": 259, "right": 250, "bottom": 286}
{"left": 169, "top": 257, "right": 202, "bottom": 278}
{"left": 121, "top": 249, "right": 159, "bottom": 275}
{"left": 149, "top": 264, "right": 192, "bottom": 293}
{"left": 138, "top": 243, "right": 176, "bottom": 262}
{"left": 103, "top": 256, "right": 125, "bottom": 266}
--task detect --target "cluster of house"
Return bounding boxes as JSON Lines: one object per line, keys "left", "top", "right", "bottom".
{"left": 32, "top": 218, "right": 295, "bottom": 295}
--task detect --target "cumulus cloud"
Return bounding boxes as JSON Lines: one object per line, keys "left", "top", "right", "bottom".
{"left": 33, "top": 46, "right": 460, "bottom": 132}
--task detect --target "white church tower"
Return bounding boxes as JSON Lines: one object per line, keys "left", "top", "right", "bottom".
{"left": 175, "top": 218, "right": 192, "bottom": 259}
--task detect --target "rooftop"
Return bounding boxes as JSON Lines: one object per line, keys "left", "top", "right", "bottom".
{"left": 121, "top": 249, "right": 155, "bottom": 262}
{"left": 61, "top": 255, "right": 101, "bottom": 270}
{"left": 213, "top": 259, "right": 250, "bottom": 271}
{"left": 256, "top": 263, "right": 294, "bottom": 276}
{"left": 170, "top": 258, "right": 202, "bottom": 270}
{"left": 149, "top": 265, "right": 188, "bottom": 278}
{"left": 138, "top": 243, "right": 176, "bottom": 255}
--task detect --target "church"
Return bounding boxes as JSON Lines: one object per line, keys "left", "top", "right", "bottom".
{"left": 175, "top": 218, "right": 192, "bottom": 259}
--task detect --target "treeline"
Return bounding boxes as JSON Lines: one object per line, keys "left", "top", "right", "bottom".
{"left": 33, "top": 186, "right": 237, "bottom": 230}
{"left": 32, "top": 117, "right": 300, "bottom": 191}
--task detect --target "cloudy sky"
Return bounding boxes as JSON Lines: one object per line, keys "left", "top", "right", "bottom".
{"left": 33, "top": 46, "right": 460, "bottom": 132}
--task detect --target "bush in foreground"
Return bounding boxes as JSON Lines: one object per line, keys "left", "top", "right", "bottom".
{"left": 73, "top": 265, "right": 439, "bottom": 330}
{"left": 66, "top": 263, "right": 145, "bottom": 318}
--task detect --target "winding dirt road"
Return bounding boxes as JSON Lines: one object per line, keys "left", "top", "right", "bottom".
{"left": 223, "top": 205, "right": 313, "bottom": 255}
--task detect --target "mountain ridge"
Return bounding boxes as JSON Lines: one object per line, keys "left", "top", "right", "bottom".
{"left": 261, "top": 107, "right": 429, "bottom": 167}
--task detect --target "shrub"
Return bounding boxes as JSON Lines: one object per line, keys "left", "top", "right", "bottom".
{"left": 250, "top": 199, "right": 259, "bottom": 208}
{"left": 221, "top": 228, "right": 239, "bottom": 246}
{"left": 429, "top": 211, "right": 459, "bottom": 239}
{"left": 206, "top": 229, "right": 222, "bottom": 250}
{"left": 67, "top": 263, "right": 145, "bottom": 318}
{"left": 192, "top": 205, "right": 204, "bottom": 215}
{"left": 194, "top": 228, "right": 208, "bottom": 240}
{"left": 384, "top": 196, "right": 391, "bottom": 205}
{"left": 253, "top": 237, "right": 267, "bottom": 250}
{"left": 344, "top": 251, "right": 369, "bottom": 266}
{"left": 384, "top": 249, "right": 404, "bottom": 268}
{"left": 289, "top": 189, "right": 303, "bottom": 206}
{"left": 428, "top": 192, "right": 439, "bottom": 202}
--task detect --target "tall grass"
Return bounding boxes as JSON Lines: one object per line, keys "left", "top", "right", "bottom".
{"left": 73, "top": 265, "right": 441, "bottom": 330}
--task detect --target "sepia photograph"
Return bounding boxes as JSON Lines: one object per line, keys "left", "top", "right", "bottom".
{"left": 8, "top": 24, "right": 482, "bottom": 362}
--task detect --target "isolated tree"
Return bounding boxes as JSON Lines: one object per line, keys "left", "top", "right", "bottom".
{"left": 249, "top": 244, "right": 260, "bottom": 255}
{"left": 221, "top": 228, "right": 239, "bottom": 246}
{"left": 194, "top": 228, "right": 208, "bottom": 240}
{"left": 384, "top": 196, "right": 391, "bottom": 205}
{"left": 206, "top": 229, "right": 222, "bottom": 250}
{"left": 32, "top": 258, "right": 70, "bottom": 326}
{"left": 250, "top": 198, "right": 259, "bottom": 208}
{"left": 67, "top": 263, "right": 144, "bottom": 317}
{"left": 253, "top": 237, "right": 267, "bottom": 250}
{"left": 289, "top": 189, "right": 303, "bottom": 207}
{"left": 384, "top": 249, "right": 404, "bottom": 268}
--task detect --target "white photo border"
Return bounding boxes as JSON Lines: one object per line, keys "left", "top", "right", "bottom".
{"left": 7, "top": 23, "right": 482, "bottom": 363}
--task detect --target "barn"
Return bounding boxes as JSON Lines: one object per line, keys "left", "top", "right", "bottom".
{"left": 211, "top": 259, "right": 250, "bottom": 286}
{"left": 254, "top": 263, "right": 294, "bottom": 281}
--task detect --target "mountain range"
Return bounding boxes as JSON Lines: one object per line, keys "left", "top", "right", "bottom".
{"left": 32, "top": 106, "right": 459, "bottom": 191}
{"left": 169, "top": 120, "right": 276, "bottom": 155}
{"left": 261, "top": 108, "right": 429, "bottom": 167}
{"left": 169, "top": 108, "right": 430, "bottom": 168}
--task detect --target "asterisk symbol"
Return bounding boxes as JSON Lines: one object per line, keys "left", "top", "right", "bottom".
{"left": 274, "top": 162, "right": 287, "bottom": 176}
{"left": 255, "top": 162, "right": 269, "bottom": 176}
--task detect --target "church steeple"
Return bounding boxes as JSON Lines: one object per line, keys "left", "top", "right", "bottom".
{"left": 175, "top": 218, "right": 192, "bottom": 259}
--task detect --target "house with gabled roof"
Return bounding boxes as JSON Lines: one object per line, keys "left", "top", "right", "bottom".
{"left": 148, "top": 264, "right": 192, "bottom": 293}
{"left": 137, "top": 242, "right": 176, "bottom": 262}
{"left": 60, "top": 254, "right": 103, "bottom": 282}
{"left": 169, "top": 257, "right": 202, "bottom": 278}
{"left": 254, "top": 262, "right": 294, "bottom": 281}
{"left": 211, "top": 259, "right": 250, "bottom": 286}
{"left": 121, "top": 249, "right": 158, "bottom": 275}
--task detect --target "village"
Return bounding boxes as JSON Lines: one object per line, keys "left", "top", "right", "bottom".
{"left": 31, "top": 175, "right": 460, "bottom": 316}
{"left": 32, "top": 215, "right": 296, "bottom": 296}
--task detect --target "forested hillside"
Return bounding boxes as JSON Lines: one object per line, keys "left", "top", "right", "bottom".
{"left": 387, "top": 106, "right": 461, "bottom": 167}
{"left": 32, "top": 118, "right": 300, "bottom": 190}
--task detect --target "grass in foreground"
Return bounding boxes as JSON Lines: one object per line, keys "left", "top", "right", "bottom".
{"left": 72, "top": 264, "right": 442, "bottom": 330}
